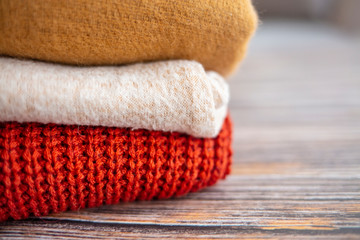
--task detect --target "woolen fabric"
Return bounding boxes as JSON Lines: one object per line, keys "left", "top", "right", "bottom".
{"left": 0, "top": 0, "right": 258, "bottom": 76}
{"left": 0, "top": 115, "right": 232, "bottom": 221}
{"left": 0, "top": 58, "right": 229, "bottom": 138}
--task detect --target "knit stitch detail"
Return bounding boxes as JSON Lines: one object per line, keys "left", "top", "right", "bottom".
{"left": 0, "top": 115, "right": 232, "bottom": 221}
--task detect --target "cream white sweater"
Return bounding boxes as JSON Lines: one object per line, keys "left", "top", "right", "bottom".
{"left": 0, "top": 58, "right": 229, "bottom": 138}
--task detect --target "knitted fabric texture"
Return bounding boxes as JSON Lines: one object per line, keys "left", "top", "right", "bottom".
{"left": 0, "top": 58, "right": 229, "bottom": 138}
{"left": 0, "top": 115, "right": 232, "bottom": 221}
{"left": 0, "top": 0, "right": 257, "bottom": 76}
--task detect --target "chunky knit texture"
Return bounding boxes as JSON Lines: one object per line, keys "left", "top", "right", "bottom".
{"left": 0, "top": 0, "right": 257, "bottom": 76}
{"left": 0, "top": 58, "right": 229, "bottom": 138}
{"left": 0, "top": 115, "right": 232, "bottom": 221}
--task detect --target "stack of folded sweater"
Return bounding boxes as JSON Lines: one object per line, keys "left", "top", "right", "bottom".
{"left": 0, "top": 0, "right": 257, "bottom": 221}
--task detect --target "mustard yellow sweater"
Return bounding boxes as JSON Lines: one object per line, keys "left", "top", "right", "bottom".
{"left": 0, "top": 0, "right": 257, "bottom": 76}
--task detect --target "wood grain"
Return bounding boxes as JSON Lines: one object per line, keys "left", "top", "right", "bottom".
{"left": 1, "top": 20, "right": 360, "bottom": 239}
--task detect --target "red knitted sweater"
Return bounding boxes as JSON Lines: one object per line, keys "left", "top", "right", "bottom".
{"left": 0, "top": 115, "right": 232, "bottom": 221}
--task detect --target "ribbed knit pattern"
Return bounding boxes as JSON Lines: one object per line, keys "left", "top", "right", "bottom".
{"left": 0, "top": 115, "right": 232, "bottom": 221}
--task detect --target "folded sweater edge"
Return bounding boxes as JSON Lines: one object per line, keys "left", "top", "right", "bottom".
{"left": 0, "top": 57, "right": 229, "bottom": 138}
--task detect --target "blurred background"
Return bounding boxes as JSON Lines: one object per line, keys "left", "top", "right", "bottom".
{"left": 254, "top": 0, "right": 360, "bottom": 32}
{"left": 228, "top": 0, "right": 360, "bottom": 174}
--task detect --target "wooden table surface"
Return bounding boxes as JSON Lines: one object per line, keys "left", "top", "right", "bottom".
{"left": 1, "top": 20, "right": 360, "bottom": 239}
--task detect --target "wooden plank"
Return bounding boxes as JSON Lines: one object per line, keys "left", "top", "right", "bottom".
{"left": 1, "top": 20, "right": 360, "bottom": 239}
